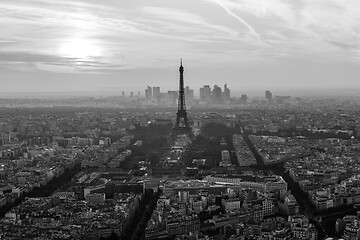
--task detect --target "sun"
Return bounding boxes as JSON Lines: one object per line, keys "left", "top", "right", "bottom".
{"left": 59, "top": 39, "right": 102, "bottom": 60}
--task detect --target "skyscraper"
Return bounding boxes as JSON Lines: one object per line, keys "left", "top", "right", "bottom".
{"left": 240, "top": 94, "right": 248, "bottom": 103}
{"left": 200, "top": 85, "right": 212, "bottom": 103}
{"left": 223, "top": 83, "right": 231, "bottom": 103}
{"left": 185, "top": 86, "right": 194, "bottom": 105}
{"left": 153, "top": 86, "right": 161, "bottom": 103}
{"left": 213, "top": 85, "right": 222, "bottom": 104}
{"left": 167, "top": 91, "right": 178, "bottom": 106}
{"left": 145, "top": 86, "right": 152, "bottom": 99}
{"left": 265, "top": 91, "right": 272, "bottom": 101}
{"left": 199, "top": 87, "right": 205, "bottom": 100}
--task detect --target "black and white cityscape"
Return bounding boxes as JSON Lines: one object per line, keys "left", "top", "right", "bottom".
{"left": 2, "top": 1, "right": 360, "bottom": 240}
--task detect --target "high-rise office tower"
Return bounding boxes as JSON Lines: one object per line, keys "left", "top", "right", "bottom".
{"left": 213, "top": 85, "right": 222, "bottom": 104}
{"left": 185, "top": 86, "right": 194, "bottom": 105}
{"left": 240, "top": 94, "right": 248, "bottom": 103}
{"left": 153, "top": 86, "right": 161, "bottom": 103}
{"left": 204, "top": 85, "right": 211, "bottom": 99}
{"left": 167, "top": 91, "right": 178, "bottom": 106}
{"left": 223, "top": 83, "right": 231, "bottom": 103}
{"left": 199, "top": 87, "right": 205, "bottom": 100}
{"left": 265, "top": 91, "right": 272, "bottom": 101}
{"left": 145, "top": 86, "right": 152, "bottom": 99}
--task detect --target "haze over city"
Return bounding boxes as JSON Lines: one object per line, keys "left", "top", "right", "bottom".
{"left": 4, "top": 1, "right": 360, "bottom": 240}
{"left": 1, "top": 0, "right": 360, "bottom": 96}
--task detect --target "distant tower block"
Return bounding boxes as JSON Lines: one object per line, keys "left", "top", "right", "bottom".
{"left": 130, "top": 92, "right": 134, "bottom": 98}
{"left": 122, "top": 91, "right": 125, "bottom": 97}
{"left": 173, "top": 59, "right": 191, "bottom": 134}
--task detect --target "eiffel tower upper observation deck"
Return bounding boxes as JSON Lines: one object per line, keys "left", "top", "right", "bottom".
{"left": 173, "top": 59, "right": 191, "bottom": 135}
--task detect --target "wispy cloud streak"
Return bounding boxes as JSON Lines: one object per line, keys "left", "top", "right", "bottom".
{"left": 210, "top": 0, "right": 261, "bottom": 40}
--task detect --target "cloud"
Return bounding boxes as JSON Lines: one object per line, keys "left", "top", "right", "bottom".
{"left": 0, "top": 0, "right": 152, "bottom": 72}
{"left": 201, "top": 0, "right": 360, "bottom": 62}
{"left": 0, "top": 51, "right": 128, "bottom": 73}
{"left": 205, "top": 0, "right": 261, "bottom": 39}
{"left": 141, "top": 6, "right": 240, "bottom": 40}
{"left": 1, "top": 0, "right": 265, "bottom": 73}
{"left": 1, "top": 0, "right": 360, "bottom": 80}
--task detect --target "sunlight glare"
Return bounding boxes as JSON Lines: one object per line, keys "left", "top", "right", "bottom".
{"left": 59, "top": 39, "right": 102, "bottom": 60}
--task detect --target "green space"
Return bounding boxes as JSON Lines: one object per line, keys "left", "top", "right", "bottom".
{"left": 183, "top": 123, "right": 240, "bottom": 168}
{"left": 119, "top": 124, "right": 172, "bottom": 170}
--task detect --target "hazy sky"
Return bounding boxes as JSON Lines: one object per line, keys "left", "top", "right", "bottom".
{"left": 1, "top": 0, "right": 360, "bottom": 94}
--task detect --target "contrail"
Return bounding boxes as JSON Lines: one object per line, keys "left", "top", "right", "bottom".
{"left": 213, "top": 0, "right": 261, "bottom": 39}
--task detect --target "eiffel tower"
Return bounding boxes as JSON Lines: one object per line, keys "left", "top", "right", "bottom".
{"left": 173, "top": 59, "right": 191, "bottom": 135}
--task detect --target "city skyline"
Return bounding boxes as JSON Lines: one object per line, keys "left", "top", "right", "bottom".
{"left": 1, "top": 0, "right": 360, "bottom": 94}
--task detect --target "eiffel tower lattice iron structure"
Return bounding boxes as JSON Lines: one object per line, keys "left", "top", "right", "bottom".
{"left": 173, "top": 59, "right": 191, "bottom": 134}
